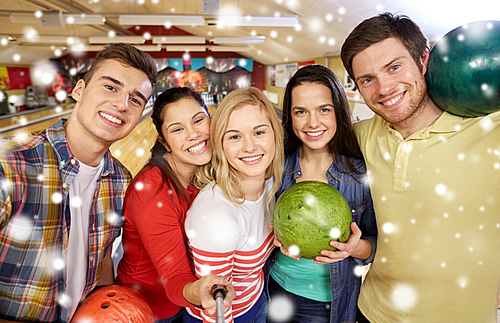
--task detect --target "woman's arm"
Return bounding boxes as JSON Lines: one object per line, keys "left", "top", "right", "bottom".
{"left": 124, "top": 174, "right": 198, "bottom": 307}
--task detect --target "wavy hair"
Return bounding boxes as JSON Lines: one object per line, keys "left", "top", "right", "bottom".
{"left": 196, "top": 87, "right": 284, "bottom": 206}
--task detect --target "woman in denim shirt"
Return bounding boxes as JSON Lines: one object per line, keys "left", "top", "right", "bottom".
{"left": 265, "top": 65, "right": 377, "bottom": 323}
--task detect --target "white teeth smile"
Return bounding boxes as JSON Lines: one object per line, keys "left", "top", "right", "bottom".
{"left": 188, "top": 141, "right": 206, "bottom": 153}
{"left": 100, "top": 112, "right": 123, "bottom": 125}
{"left": 306, "top": 130, "right": 325, "bottom": 137}
{"left": 241, "top": 155, "right": 262, "bottom": 162}
{"left": 382, "top": 93, "right": 404, "bottom": 106}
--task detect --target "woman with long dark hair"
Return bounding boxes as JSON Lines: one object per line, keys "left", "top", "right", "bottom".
{"left": 266, "top": 65, "right": 377, "bottom": 323}
{"left": 116, "top": 87, "right": 234, "bottom": 323}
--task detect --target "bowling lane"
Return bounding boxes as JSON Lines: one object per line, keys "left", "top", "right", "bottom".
{"left": 0, "top": 105, "right": 74, "bottom": 136}
{"left": 109, "top": 115, "right": 157, "bottom": 177}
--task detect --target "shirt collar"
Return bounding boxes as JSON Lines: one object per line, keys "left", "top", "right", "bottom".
{"left": 284, "top": 149, "right": 302, "bottom": 179}
{"left": 382, "top": 111, "right": 463, "bottom": 140}
{"left": 46, "top": 119, "right": 114, "bottom": 176}
{"left": 428, "top": 111, "right": 464, "bottom": 133}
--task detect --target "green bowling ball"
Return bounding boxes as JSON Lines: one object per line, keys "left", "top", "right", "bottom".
{"left": 425, "top": 20, "right": 500, "bottom": 117}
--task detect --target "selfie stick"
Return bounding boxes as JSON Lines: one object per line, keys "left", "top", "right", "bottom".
{"left": 211, "top": 284, "right": 227, "bottom": 323}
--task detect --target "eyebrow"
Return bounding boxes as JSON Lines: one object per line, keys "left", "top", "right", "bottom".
{"left": 225, "top": 123, "right": 270, "bottom": 134}
{"left": 354, "top": 55, "right": 406, "bottom": 83}
{"left": 101, "top": 75, "right": 148, "bottom": 104}
{"left": 166, "top": 111, "right": 207, "bottom": 130}
{"left": 292, "top": 103, "right": 334, "bottom": 110}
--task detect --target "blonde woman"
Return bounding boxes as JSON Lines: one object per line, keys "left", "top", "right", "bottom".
{"left": 184, "top": 87, "right": 284, "bottom": 323}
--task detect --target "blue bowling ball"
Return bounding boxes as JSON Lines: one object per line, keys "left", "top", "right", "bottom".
{"left": 425, "top": 20, "right": 500, "bottom": 117}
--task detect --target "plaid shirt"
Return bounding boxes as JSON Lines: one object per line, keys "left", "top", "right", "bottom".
{"left": 0, "top": 119, "right": 130, "bottom": 322}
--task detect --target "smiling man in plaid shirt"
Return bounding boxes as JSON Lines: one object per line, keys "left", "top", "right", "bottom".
{"left": 0, "top": 44, "right": 157, "bottom": 323}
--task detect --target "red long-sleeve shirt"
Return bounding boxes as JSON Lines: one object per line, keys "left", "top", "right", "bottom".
{"left": 116, "top": 165, "right": 198, "bottom": 320}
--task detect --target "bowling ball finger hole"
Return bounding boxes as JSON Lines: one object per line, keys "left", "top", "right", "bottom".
{"left": 101, "top": 301, "right": 111, "bottom": 309}
{"left": 106, "top": 292, "right": 116, "bottom": 297}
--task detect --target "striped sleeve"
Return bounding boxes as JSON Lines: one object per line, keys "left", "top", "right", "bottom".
{"left": 188, "top": 232, "right": 274, "bottom": 323}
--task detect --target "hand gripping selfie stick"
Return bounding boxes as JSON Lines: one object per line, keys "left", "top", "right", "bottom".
{"left": 211, "top": 284, "right": 227, "bottom": 323}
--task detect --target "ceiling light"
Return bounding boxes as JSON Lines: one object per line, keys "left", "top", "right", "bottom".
{"left": 134, "top": 45, "right": 162, "bottom": 52}
{"left": 89, "top": 36, "right": 145, "bottom": 44}
{"left": 19, "top": 36, "right": 85, "bottom": 44}
{"left": 69, "top": 45, "right": 106, "bottom": 52}
{"left": 152, "top": 36, "right": 205, "bottom": 44}
{"left": 207, "top": 15, "right": 298, "bottom": 27}
{"left": 11, "top": 12, "right": 65, "bottom": 27}
{"left": 119, "top": 15, "right": 205, "bottom": 26}
{"left": 209, "top": 46, "right": 250, "bottom": 52}
{"left": 10, "top": 12, "right": 104, "bottom": 26}
{"left": 213, "top": 36, "right": 265, "bottom": 44}
{"left": 166, "top": 46, "right": 207, "bottom": 52}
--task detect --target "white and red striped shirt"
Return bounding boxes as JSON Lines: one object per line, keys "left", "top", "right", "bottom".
{"left": 185, "top": 179, "right": 275, "bottom": 323}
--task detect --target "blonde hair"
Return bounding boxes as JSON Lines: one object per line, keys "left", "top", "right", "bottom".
{"left": 195, "top": 87, "right": 284, "bottom": 206}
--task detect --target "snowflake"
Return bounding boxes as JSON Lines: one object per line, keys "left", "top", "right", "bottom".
{"left": 267, "top": 294, "right": 294, "bottom": 322}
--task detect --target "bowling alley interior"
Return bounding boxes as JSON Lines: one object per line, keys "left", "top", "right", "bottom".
{"left": 0, "top": 0, "right": 498, "bottom": 320}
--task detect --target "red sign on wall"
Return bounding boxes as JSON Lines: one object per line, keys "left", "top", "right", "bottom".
{"left": 298, "top": 61, "right": 315, "bottom": 69}
{"left": 6, "top": 67, "right": 32, "bottom": 90}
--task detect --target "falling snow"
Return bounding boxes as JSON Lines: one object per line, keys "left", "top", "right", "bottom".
{"left": 1, "top": 179, "right": 11, "bottom": 191}
{"left": 10, "top": 216, "right": 33, "bottom": 241}
{"left": 288, "top": 245, "right": 300, "bottom": 257}
{"left": 51, "top": 192, "right": 63, "bottom": 204}
{"left": 329, "top": 227, "right": 340, "bottom": 239}
{"left": 198, "top": 264, "right": 212, "bottom": 276}
{"left": 391, "top": 284, "right": 418, "bottom": 311}
{"left": 106, "top": 212, "right": 120, "bottom": 224}
{"left": 267, "top": 295, "right": 294, "bottom": 322}
{"left": 58, "top": 293, "right": 69, "bottom": 307}
{"left": 353, "top": 265, "right": 364, "bottom": 277}
{"left": 382, "top": 222, "right": 395, "bottom": 234}
{"left": 186, "top": 229, "right": 196, "bottom": 239}
{"left": 70, "top": 196, "right": 82, "bottom": 208}
{"left": 435, "top": 184, "right": 447, "bottom": 195}
{"left": 457, "top": 276, "right": 468, "bottom": 288}
{"left": 53, "top": 258, "right": 65, "bottom": 270}
{"left": 134, "top": 181, "right": 144, "bottom": 191}
{"left": 135, "top": 148, "right": 145, "bottom": 157}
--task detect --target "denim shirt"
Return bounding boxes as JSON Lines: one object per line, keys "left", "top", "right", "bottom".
{"left": 264, "top": 149, "right": 377, "bottom": 323}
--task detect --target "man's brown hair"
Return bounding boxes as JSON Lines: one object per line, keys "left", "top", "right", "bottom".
{"left": 83, "top": 43, "right": 157, "bottom": 90}
{"left": 341, "top": 12, "right": 429, "bottom": 82}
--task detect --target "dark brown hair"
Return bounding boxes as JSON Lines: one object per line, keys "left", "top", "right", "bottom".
{"left": 83, "top": 43, "right": 157, "bottom": 90}
{"left": 282, "top": 64, "right": 363, "bottom": 177}
{"left": 341, "top": 12, "right": 429, "bottom": 82}
{"left": 143, "top": 87, "right": 208, "bottom": 203}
